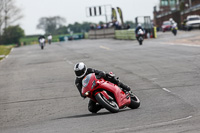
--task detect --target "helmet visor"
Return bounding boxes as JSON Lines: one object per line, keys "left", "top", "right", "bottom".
{"left": 75, "top": 66, "right": 86, "bottom": 77}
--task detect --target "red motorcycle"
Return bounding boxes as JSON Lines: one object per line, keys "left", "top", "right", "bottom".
{"left": 82, "top": 73, "right": 140, "bottom": 113}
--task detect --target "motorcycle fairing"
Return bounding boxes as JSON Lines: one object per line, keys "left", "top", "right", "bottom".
{"left": 96, "top": 81, "right": 131, "bottom": 109}
{"left": 81, "top": 73, "right": 131, "bottom": 109}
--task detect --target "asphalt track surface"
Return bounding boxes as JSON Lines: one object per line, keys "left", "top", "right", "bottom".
{"left": 0, "top": 31, "right": 200, "bottom": 133}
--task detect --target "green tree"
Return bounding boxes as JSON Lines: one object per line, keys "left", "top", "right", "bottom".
{"left": 0, "top": 0, "right": 23, "bottom": 36}
{"left": 2, "top": 25, "right": 25, "bottom": 44}
{"left": 55, "top": 26, "right": 68, "bottom": 34}
{"left": 98, "top": 21, "right": 104, "bottom": 25}
{"left": 81, "top": 22, "right": 93, "bottom": 32}
{"left": 65, "top": 22, "right": 93, "bottom": 33}
{"left": 36, "top": 16, "right": 66, "bottom": 34}
{"left": 67, "top": 22, "right": 81, "bottom": 33}
{"left": 54, "top": 22, "right": 93, "bottom": 34}
{"left": 124, "top": 21, "right": 136, "bottom": 28}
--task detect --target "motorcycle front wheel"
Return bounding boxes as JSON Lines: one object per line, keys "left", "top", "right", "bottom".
{"left": 128, "top": 94, "right": 140, "bottom": 109}
{"left": 95, "top": 93, "right": 119, "bottom": 113}
{"left": 173, "top": 30, "right": 177, "bottom": 36}
{"left": 40, "top": 43, "right": 44, "bottom": 50}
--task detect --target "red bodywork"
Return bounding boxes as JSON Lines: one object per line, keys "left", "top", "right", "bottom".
{"left": 82, "top": 73, "right": 131, "bottom": 109}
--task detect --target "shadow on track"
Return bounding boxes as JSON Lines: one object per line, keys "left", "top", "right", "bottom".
{"left": 53, "top": 109, "right": 131, "bottom": 120}
{"left": 53, "top": 112, "right": 111, "bottom": 120}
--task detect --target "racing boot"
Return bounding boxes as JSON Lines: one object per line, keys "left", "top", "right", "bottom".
{"left": 128, "top": 90, "right": 134, "bottom": 97}
{"left": 118, "top": 83, "right": 134, "bottom": 97}
{"left": 119, "top": 82, "right": 130, "bottom": 92}
{"left": 88, "top": 99, "right": 102, "bottom": 113}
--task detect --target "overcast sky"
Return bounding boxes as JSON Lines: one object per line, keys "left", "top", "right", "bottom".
{"left": 15, "top": 0, "right": 159, "bottom": 35}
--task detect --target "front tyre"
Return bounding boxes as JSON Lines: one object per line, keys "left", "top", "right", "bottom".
{"left": 138, "top": 36, "right": 143, "bottom": 45}
{"left": 95, "top": 93, "right": 119, "bottom": 113}
{"left": 40, "top": 43, "right": 44, "bottom": 50}
{"left": 128, "top": 94, "right": 140, "bottom": 109}
{"left": 172, "top": 30, "right": 177, "bottom": 36}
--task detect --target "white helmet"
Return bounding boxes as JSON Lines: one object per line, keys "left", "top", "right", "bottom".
{"left": 74, "top": 62, "right": 87, "bottom": 78}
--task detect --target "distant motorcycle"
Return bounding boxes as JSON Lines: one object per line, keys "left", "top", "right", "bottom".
{"left": 48, "top": 35, "right": 52, "bottom": 44}
{"left": 136, "top": 29, "right": 144, "bottom": 45}
{"left": 39, "top": 38, "right": 45, "bottom": 50}
{"left": 82, "top": 72, "right": 140, "bottom": 113}
{"left": 48, "top": 39, "right": 51, "bottom": 45}
{"left": 171, "top": 24, "right": 178, "bottom": 36}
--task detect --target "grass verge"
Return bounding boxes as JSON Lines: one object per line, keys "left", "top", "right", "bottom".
{"left": 20, "top": 33, "right": 85, "bottom": 45}
{"left": 0, "top": 45, "right": 14, "bottom": 61}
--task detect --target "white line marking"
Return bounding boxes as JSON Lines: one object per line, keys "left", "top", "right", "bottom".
{"left": 170, "top": 115, "right": 192, "bottom": 123}
{"left": 144, "top": 116, "right": 193, "bottom": 130}
{"left": 160, "top": 42, "right": 200, "bottom": 47}
{"left": 100, "top": 45, "right": 110, "bottom": 50}
{"left": 105, "top": 116, "right": 192, "bottom": 133}
{"left": 162, "top": 88, "right": 171, "bottom": 93}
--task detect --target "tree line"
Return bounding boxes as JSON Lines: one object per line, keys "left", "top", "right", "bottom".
{"left": 36, "top": 16, "right": 101, "bottom": 35}
{"left": 0, "top": 0, "right": 24, "bottom": 45}
{"left": 37, "top": 16, "right": 136, "bottom": 35}
{"left": 0, "top": 0, "right": 136, "bottom": 45}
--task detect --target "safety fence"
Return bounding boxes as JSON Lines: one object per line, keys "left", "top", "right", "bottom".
{"left": 88, "top": 28, "right": 115, "bottom": 39}
{"left": 88, "top": 27, "right": 157, "bottom": 40}
{"left": 115, "top": 29, "right": 136, "bottom": 40}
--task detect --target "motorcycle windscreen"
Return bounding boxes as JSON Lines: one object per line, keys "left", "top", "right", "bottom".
{"left": 82, "top": 74, "right": 92, "bottom": 88}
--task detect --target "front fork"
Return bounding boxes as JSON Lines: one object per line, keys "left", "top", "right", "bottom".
{"left": 95, "top": 91, "right": 112, "bottom": 101}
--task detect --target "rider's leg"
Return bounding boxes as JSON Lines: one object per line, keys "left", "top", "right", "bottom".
{"left": 105, "top": 75, "right": 130, "bottom": 92}
{"left": 88, "top": 99, "right": 102, "bottom": 113}
{"left": 118, "top": 82, "right": 130, "bottom": 91}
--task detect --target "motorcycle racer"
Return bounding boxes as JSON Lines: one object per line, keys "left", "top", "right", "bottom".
{"left": 135, "top": 24, "right": 144, "bottom": 35}
{"left": 135, "top": 23, "right": 145, "bottom": 41}
{"left": 74, "top": 62, "right": 132, "bottom": 113}
{"left": 38, "top": 35, "right": 45, "bottom": 42}
{"left": 47, "top": 34, "right": 52, "bottom": 44}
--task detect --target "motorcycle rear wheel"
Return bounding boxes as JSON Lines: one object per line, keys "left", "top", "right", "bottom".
{"left": 128, "top": 94, "right": 140, "bottom": 109}
{"left": 95, "top": 93, "right": 119, "bottom": 113}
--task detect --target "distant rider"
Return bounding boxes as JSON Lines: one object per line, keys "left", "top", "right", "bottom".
{"left": 169, "top": 18, "right": 177, "bottom": 28}
{"left": 47, "top": 34, "right": 52, "bottom": 44}
{"left": 74, "top": 62, "right": 132, "bottom": 113}
{"left": 135, "top": 23, "right": 145, "bottom": 40}
{"left": 38, "top": 35, "right": 46, "bottom": 44}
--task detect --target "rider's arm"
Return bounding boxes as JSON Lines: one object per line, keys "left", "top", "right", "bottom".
{"left": 135, "top": 27, "right": 140, "bottom": 34}
{"left": 89, "top": 68, "right": 119, "bottom": 85}
{"left": 87, "top": 68, "right": 106, "bottom": 78}
{"left": 75, "top": 78, "right": 85, "bottom": 98}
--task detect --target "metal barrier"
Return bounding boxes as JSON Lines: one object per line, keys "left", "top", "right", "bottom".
{"left": 88, "top": 28, "right": 115, "bottom": 39}
{"left": 88, "top": 28, "right": 157, "bottom": 40}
